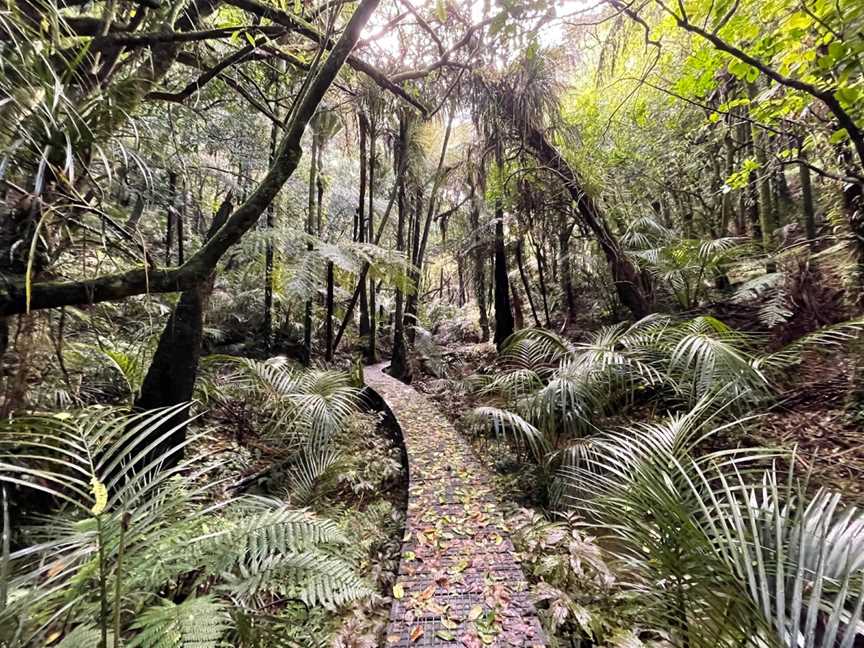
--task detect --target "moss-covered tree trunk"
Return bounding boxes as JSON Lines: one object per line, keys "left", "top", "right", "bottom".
{"left": 357, "top": 113, "right": 371, "bottom": 343}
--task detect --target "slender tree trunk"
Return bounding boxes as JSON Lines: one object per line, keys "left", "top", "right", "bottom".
{"left": 531, "top": 235, "right": 552, "bottom": 327}
{"left": 367, "top": 121, "right": 377, "bottom": 363}
{"left": 264, "top": 111, "right": 279, "bottom": 351}
{"left": 135, "top": 195, "right": 232, "bottom": 467}
{"left": 799, "top": 152, "right": 817, "bottom": 247}
{"left": 358, "top": 113, "right": 370, "bottom": 342}
{"left": 303, "top": 130, "right": 318, "bottom": 363}
{"left": 492, "top": 147, "right": 514, "bottom": 348}
{"left": 468, "top": 175, "right": 489, "bottom": 341}
{"left": 516, "top": 239, "right": 541, "bottom": 327}
{"left": 558, "top": 216, "right": 577, "bottom": 321}
{"left": 510, "top": 281, "right": 524, "bottom": 330}
{"left": 176, "top": 196, "right": 185, "bottom": 265}
{"left": 747, "top": 88, "right": 776, "bottom": 271}
{"left": 390, "top": 113, "right": 411, "bottom": 382}
{"left": 405, "top": 188, "right": 422, "bottom": 346}
{"left": 166, "top": 171, "right": 177, "bottom": 266}
{"left": 456, "top": 256, "right": 466, "bottom": 307}
{"left": 405, "top": 108, "right": 454, "bottom": 346}
{"left": 325, "top": 261, "right": 334, "bottom": 361}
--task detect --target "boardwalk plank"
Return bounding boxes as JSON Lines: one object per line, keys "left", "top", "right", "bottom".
{"left": 364, "top": 363, "right": 546, "bottom": 647}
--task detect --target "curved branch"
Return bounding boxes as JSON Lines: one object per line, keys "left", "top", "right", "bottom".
{"left": 0, "top": 0, "right": 381, "bottom": 316}
{"left": 224, "top": 0, "right": 429, "bottom": 115}
{"left": 650, "top": 0, "right": 864, "bottom": 170}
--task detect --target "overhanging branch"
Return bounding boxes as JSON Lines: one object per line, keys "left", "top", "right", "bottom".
{"left": 0, "top": 0, "right": 382, "bottom": 317}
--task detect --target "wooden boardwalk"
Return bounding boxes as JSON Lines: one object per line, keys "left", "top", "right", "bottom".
{"left": 364, "top": 363, "right": 546, "bottom": 647}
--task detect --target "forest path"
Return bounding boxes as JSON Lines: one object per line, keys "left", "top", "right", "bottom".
{"left": 364, "top": 363, "right": 546, "bottom": 647}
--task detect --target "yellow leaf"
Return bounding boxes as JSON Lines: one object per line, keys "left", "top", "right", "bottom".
{"left": 468, "top": 605, "right": 483, "bottom": 621}
{"left": 90, "top": 477, "right": 107, "bottom": 516}
{"left": 393, "top": 583, "right": 405, "bottom": 599}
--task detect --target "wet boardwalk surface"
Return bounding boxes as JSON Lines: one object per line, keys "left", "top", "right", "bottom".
{"left": 364, "top": 363, "right": 546, "bottom": 647}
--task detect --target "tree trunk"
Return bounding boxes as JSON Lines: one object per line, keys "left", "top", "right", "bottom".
{"left": 358, "top": 113, "right": 371, "bottom": 341}
{"left": 303, "top": 128, "right": 318, "bottom": 363}
{"left": 516, "top": 239, "right": 541, "bottom": 327}
{"left": 325, "top": 261, "right": 334, "bottom": 361}
{"left": 135, "top": 194, "right": 233, "bottom": 467}
{"left": 531, "top": 235, "right": 552, "bottom": 327}
{"left": 264, "top": 111, "right": 279, "bottom": 351}
{"left": 799, "top": 153, "right": 817, "bottom": 247}
{"left": 456, "top": 256, "right": 466, "bottom": 307}
{"left": 747, "top": 89, "right": 776, "bottom": 271}
{"left": 405, "top": 188, "right": 422, "bottom": 346}
{"left": 367, "top": 120, "right": 377, "bottom": 363}
{"left": 510, "top": 281, "right": 524, "bottom": 330}
{"left": 558, "top": 216, "right": 577, "bottom": 321}
{"left": 493, "top": 187, "right": 514, "bottom": 348}
{"left": 468, "top": 175, "right": 489, "bottom": 342}
{"left": 166, "top": 171, "right": 177, "bottom": 266}
{"left": 390, "top": 114, "right": 411, "bottom": 382}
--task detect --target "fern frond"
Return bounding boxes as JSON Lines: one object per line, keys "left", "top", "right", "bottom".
{"left": 129, "top": 595, "right": 231, "bottom": 648}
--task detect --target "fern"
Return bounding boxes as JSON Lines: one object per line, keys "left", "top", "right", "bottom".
{"left": 129, "top": 596, "right": 231, "bottom": 648}
{"left": 223, "top": 550, "right": 372, "bottom": 608}
{"left": 56, "top": 626, "right": 113, "bottom": 648}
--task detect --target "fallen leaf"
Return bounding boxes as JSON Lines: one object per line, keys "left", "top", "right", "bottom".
{"left": 393, "top": 583, "right": 405, "bottom": 599}
{"left": 410, "top": 625, "right": 424, "bottom": 642}
{"left": 436, "top": 630, "right": 456, "bottom": 641}
{"left": 468, "top": 605, "right": 483, "bottom": 621}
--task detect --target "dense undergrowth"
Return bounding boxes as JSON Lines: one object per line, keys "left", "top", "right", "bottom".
{"left": 0, "top": 359, "right": 405, "bottom": 648}
{"left": 415, "top": 304, "right": 864, "bottom": 647}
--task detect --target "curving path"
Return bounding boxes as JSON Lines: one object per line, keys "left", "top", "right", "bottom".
{"left": 364, "top": 363, "right": 546, "bottom": 647}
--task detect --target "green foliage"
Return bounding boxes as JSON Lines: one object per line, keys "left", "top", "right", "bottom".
{"left": 0, "top": 402, "right": 369, "bottom": 647}
{"left": 561, "top": 405, "right": 864, "bottom": 647}
{"left": 211, "top": 357, "right": 360, "bottom": 449}
{"left": 129, "top": 596, "right": 231, "bottom": 648}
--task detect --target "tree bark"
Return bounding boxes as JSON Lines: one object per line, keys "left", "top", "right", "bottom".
{"left": 558, "top": 215, "right": 577, "bottom": 321}
{"left": 264, "top": 103, "right": 280, "bottom": 351}
{"left": 468, "top": 175, "right": 489, "bottom": 342}
{"left": 358, "top": 113, "right": 370, "bottom": 341}
{"left": 325, "top": 261, "right": 334, "bottom": 361}
{"left": 799, "top": 151, "right": 817, "bottom": 247}
{"left": 367, "top": 118, "right": 377, "bottom": 363}
{"left": 516, "top": 238, "right": 541, "bottom": 328}
{"left": 390, "top": 112, "right": 412, "bottom": 382}
{"left": 303, "top": 123, "right": 318, "bottom": 364}
{"left": 134, "top": 194, "right": 232, "bottom": 467}
{"left": 492, "top": 152, "right": 514, "bottom": 349}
